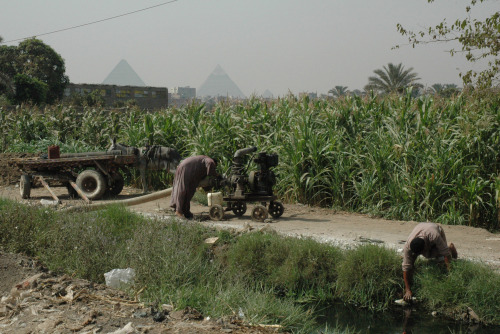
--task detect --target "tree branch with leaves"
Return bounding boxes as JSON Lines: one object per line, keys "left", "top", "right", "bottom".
{"left": 396, "top": 0, "right": 499, "bottom": 88}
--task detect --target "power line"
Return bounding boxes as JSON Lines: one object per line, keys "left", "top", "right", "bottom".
{"left": 1, "top": 0, "right": 179, "bottom": 44}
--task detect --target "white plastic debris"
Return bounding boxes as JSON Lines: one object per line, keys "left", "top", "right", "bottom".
{"left": 104, "top": 268, "right": 135, "bottom": 289}
{"left": 40, "top": 199, "right": 59, "bottom": 206}
{"left": 395, "top": 297, "right": 417, "bottom": 306}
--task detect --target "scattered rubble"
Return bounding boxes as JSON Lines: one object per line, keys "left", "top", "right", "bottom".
{"left": 0, "top": 252, "right": 284, "bottom": 334}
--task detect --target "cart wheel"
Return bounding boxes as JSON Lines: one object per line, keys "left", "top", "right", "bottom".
{"left": 209, "top": 204, "right": 225, "bottom": 221}
{"left": 232, "top": 201, "right": 247, "bottom": 217}
{"left": 66, "top": 182, "right": 78, "bottom": 198}
{"left": 268, "top": 201, "right": 284, "bottom": 218}
{"left": 76, "top": 169, "right": 107, "bottom": 200}
{"left": 20, "top": 174, "right": 31, "bottom": 199}
{"left": 251, "top": 205, "right": 268, "bottom": 222}
{"left": 108, "top": 172, "right": 124, "bottom": 196}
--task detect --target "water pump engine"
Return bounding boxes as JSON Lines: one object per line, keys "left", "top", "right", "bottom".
{"left": 208, "top": 147, "right": 284, "bottom": 222}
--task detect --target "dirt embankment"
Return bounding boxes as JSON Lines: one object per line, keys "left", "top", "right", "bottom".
{"left": 0, "top": 251, "right": 283, "bottom": 334}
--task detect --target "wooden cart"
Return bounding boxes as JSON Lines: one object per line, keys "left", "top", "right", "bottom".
{"left": 13, "top": 151, "right": 136, "bottom": 203}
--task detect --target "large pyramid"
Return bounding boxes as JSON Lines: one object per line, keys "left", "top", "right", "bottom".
{"left": 102, "top": 59, "right": 146, "bottom": 86}
{"left": 198, "top": 65, "right": 245, "bottom": 98}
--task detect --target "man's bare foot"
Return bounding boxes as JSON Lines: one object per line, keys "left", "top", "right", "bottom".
{"left": 175, "top": 212, "right": 184, "bottom": 219}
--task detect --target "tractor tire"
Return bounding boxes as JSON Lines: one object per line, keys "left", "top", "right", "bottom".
{"left": 76, "top": 169, "right": 107, "bottom": 200}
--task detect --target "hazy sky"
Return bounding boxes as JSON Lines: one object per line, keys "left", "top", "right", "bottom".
{"left": 1, "top": 0, "right": 497, "bottom": 96}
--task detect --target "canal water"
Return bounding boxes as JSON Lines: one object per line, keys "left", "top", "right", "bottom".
{"left": 314, "top": 303, "right": 500, "bottom": 334}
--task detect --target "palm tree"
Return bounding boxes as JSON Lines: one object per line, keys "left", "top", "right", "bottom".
{"left": 428, "top": 83, "right": 460, "bottom": 97}
{"left": 364, "top": 63, "right": 423, "bottom": 94}
{"left": 328, "top": 85, "right": 349, "bottom": 98}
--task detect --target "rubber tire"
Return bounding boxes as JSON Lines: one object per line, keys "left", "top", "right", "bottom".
{"left": 269, "top": 201, "right": 284, "bottom": 218}
{"left": 209, "top": 204, "right": 225, "bottom": 221}
{"left": 108, "top": 172, "right": 125, "bottom": 196}
{"left": 76, "top": 169, "right": 107, "bottom": 200}
{"left": 232, "top": 201, "right": 247, "bottom": 217}
{"left": 20, "top": 174, "right": 31, "bottom": 199}
{"left": 251, "top": 205, "right": 268, "bottom": 222}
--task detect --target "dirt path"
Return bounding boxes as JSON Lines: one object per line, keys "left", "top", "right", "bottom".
{"left": 1, "top": 184, "right": 499, "bottom": 271}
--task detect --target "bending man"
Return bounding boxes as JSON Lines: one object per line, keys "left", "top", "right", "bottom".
{"left": 170, "top": 155, "right": 217, "bottom": 219}
{"left": 402, "top": 222, "right": 457, "bottom": 302}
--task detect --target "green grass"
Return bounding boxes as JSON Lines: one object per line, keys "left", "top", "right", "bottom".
{"left": 1, "top": 199, "right": 499, "bottom": 331}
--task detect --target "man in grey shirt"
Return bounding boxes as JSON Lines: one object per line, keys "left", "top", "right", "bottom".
{"left": 402, "top": 222, "right": 458, "bottom": 302}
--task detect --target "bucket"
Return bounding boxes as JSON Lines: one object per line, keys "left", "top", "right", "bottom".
{"left": 48, "top": 145, "right": 60, "bottom": 159}
{"left": 207, "top": 192, "right": 223, "bottom": 206}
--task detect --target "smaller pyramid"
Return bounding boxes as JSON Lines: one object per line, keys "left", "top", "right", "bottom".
{"left": 262, "top": 89, "right": 274, "bottom": 98}
{"left": 198, "top": 65, "right": 245, "bottom": 98}
{"left": 102, "top": 59, "right": 146, "bottom": 86}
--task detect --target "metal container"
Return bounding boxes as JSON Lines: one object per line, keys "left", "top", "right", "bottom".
{"left": 48, "top": 145, "right": 60, "bottom": 159}
{"left": 207, "top": 192, "right": 223, "bottom": 206}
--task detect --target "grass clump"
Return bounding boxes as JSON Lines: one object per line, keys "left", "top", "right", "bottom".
{"left": 38, "top": 204, "right": 146, "bottom": 282}
{"left": 416, "top": 260, "right": 500, "bottom": 324}
{"left": 335, "top": 244, "right": 402, "bottom": 310}
{"left": 0, "top": 198, "right": 56, "bottom": 255}
{"left": 225, "top": 232, "right": 341, "bottom": 300}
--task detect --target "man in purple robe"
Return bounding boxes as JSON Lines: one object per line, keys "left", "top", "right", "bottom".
{"left": 170, "top": 155, "right": 217, "bottom": 219}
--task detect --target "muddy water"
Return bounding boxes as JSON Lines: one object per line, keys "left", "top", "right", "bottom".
{"left": 315, "top": 303, "right": 500, "bottom": 334}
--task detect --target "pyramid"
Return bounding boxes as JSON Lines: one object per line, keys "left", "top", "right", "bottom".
{"left": 198, "top": 65, "right": 246, "bottom": 98}
{"left": 262, "top": 89, "right": 274, "bottom": 98}
{"left": 102, "top": 59, "right": 146, "bottom": 86}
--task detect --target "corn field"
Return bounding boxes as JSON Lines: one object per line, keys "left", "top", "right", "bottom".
{"left": 1, "top": 91, "right": 499, "bottom": 230}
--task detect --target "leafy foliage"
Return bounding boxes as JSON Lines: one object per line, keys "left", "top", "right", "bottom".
{"left": 12, "top": 73, "right": 48, "bottom": 104}
{"left": 396, "top": 0, "right": 500, "bottom": 88}
{"left": 0, "top": 38, "right": 69, "bottom": 104}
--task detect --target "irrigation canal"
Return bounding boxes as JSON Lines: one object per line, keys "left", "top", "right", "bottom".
{"left": 315, "top": 302, "right": 499, "bottom": 333}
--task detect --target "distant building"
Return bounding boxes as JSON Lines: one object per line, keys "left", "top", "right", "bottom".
{"left": 170, "top": 86, "right": 196, "bottom": 99}
{"left": 64, "top": 83, "right": 168, "bottom": 109}
{"left": 299, "top": 92, "right": 317, "bottom": 99}
{"left": 168, "top": 86, "right": 198, "bottom": 107}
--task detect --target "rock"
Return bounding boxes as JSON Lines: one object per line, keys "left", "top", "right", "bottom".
{"left": 467, "top": 307, "right": 480, "bottom": 323}
{"left": 133, "top": 310, "right": 148, "bottom": 318}
{"left": 37, "top": 316, "right": 63, "bottom": 333}
{"left": 152, "top": 310, "right": 166, "bottom": 322}
{"left": 0, "top": 304, "right": 9, "bottom": 317}
{"left": 161, "top": 304, "right": 174, "bottom": 312}
{"left": 108, "top": 322, "right": 138, "bottom": 334}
